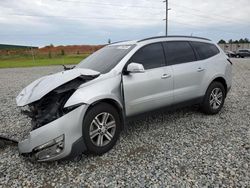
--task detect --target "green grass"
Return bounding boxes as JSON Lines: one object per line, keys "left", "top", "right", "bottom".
{"left": 0, "top": 54, "right": 89, "bottom": 68}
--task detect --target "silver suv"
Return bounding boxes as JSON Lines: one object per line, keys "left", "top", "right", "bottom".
{"left": 16, "top": 36, "right": 232, "bottom": 161}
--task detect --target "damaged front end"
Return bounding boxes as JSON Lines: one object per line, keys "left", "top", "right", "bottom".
{"left": 17, "top": 69, "right": 100, "bottom": 161}
{"left": 22, "top": 75, "right": 93, "bottom": 130}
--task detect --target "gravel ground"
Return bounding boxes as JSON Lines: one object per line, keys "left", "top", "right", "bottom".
{"left": 0, "top": 59, "right": 249, "bottom": 187}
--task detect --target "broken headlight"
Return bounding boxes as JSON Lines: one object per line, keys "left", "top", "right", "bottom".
{"left": 34, "top": 135, "right": 64, "bottom": 160}
{"left": 22, "top": 75, "right": 98, "bottom": 130}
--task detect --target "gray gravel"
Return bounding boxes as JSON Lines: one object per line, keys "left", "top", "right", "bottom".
{"left": 0, "top": 60, "right": 249, "bottom": 187}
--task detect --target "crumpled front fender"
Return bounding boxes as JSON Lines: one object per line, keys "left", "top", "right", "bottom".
{"left": 64, "top": 74, "right": 123, "bottom": 109}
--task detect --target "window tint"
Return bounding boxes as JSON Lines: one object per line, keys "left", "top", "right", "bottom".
{"left": 130, "top": 43, "right": 166, "bottom": 69}
{"left": 162, "top": 41, "right": 196, "bottom": 65}
{"left": 191, "top": 42, "right": 219, "bottom": 60}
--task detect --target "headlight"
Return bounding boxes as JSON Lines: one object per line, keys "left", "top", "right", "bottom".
{"left": 34, "top": 135, "right": 64, "bottom": 160}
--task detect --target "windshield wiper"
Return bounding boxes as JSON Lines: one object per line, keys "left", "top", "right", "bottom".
{"left": 62, "top": 65, "right": 75, "bottom": 71}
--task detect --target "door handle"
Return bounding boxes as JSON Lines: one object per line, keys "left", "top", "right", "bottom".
{"left": 197, "top": 67, "right": 205, "bottom": 72}
{"left": 161, "top": 74, "right": 171, "bottom": 79}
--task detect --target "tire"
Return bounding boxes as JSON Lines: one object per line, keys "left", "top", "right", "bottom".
{"left": 82, "top": 102, "right": 121, "bottom": 155}
{"left": 201, "top": 82, "right": 226, "bottom": 115}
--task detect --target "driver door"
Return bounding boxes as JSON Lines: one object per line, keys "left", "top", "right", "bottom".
{"left": 122, "top": 43, "right": 174, "bottom": 116}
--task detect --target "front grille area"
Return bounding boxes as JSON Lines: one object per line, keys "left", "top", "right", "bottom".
{"left": 21, "top": 75, "right": 99, "bottom": 130}
{"left": 28, "top": 90, "right": 74, "bottom": 130}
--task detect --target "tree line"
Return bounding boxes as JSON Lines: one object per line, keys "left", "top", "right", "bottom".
{"left": 218, "top": 38, "right": 250, "bottom": 44}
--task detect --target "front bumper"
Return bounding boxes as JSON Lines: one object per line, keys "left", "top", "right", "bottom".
{"left": 18, "top": 104, "right": 89, "bottom": 162}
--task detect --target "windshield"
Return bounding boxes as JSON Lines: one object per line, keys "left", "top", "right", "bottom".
{"left": 77, "top": 45, "right": 135, "bottom": 74}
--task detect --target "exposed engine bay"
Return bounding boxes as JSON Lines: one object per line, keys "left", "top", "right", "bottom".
{"left": 21, "top": 75, "right": 98, "bottom": 130}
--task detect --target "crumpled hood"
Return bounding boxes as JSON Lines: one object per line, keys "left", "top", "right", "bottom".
{"left": 16, "top": 68, "right": 100, "bottom": 107}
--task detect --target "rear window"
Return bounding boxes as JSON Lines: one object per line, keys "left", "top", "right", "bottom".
{"left": 190, "top": 42, "right": 220, "bottom": 60}
{"left": 163, "top": 41, "right": 196, "bottom": 65}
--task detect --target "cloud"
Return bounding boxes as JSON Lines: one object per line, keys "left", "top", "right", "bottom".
{"left": 0, "top": 0, "right": 249, "bottom": 46}
{"left": 0, "top": 0, "right": 163, "bottom": 28}
{"left": 169, "top": 0, "right": 249, "bottom": 27}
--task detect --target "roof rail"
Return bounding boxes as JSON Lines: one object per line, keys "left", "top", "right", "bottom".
{"left": 138, "top": 35, "right": 211, "bottom": 42}
{"left": 109, "top": 40, "right": 130, "bottom": 45}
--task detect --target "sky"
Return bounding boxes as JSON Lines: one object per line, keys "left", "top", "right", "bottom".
{"left": 0, "top": 0, "right": 249, "bottom": 47}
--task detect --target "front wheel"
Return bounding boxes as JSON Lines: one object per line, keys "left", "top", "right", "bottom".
{"left": 82, "top": 103, "right": 121, "bottom": 155}
{"left": 201, "top": 82, "right": 226, "bottom": 115}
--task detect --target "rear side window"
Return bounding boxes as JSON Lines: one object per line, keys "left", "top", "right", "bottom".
{"left": 129, "top": 43, "right": 166, "bottom": 69}
{"left": 191, "top": 42, "right": 219, "bottom": 60}
{"left": 162, "top": 41, "right": 196, "bottom": 65}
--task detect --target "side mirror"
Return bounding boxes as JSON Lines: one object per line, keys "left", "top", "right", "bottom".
{"left": 126, "top": 63, "right": 145, "bottom": 73}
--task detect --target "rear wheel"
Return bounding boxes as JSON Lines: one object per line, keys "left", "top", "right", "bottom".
{"left": 82, "top": 103, "right": 121, "bottom": 155}
{"left": 201, "top": 82, "right": 226, "bottom": 115}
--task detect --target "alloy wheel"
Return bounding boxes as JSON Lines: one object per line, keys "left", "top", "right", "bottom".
{"left": 209, "top": 88, "right": 223, "bottom": 110}
{"left": 89, "top": 112, "right": 116, "bottom": 147}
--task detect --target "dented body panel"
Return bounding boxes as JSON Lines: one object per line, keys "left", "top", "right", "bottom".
{"left": 16, "top": 68, "right": 100, "bottom": 107}
{"left": 18, "top": 105, "right": 88, "bottom": 161}
{"left": 16, "top": 37, "right": 232, "bottom": 162}
{"left": 64, "top": 73, "right": 123, "bottom": 108}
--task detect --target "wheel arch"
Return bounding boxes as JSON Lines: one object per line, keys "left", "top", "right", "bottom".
{"left": 212, "top": 77, "right": 227, "bottom": 91}
{"left": 208, "top": 76, "right": 228, "bottom": 96}
{"left": 87, "top": 98, "right": 125, "bottom": 130}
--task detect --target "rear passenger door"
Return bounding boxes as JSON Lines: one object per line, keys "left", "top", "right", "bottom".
{"left": 163, "top": 41, "right": 206, "bottom": 104}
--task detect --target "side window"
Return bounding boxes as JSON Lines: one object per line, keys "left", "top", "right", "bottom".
{"left": 163, "top": 41, "right": 196, "bottom": 65}
{"left": 129, "top": 43, "right": 166, "bottom": 70}
{"left": 191, "top": 42, "right": 220, "bottom": 60}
